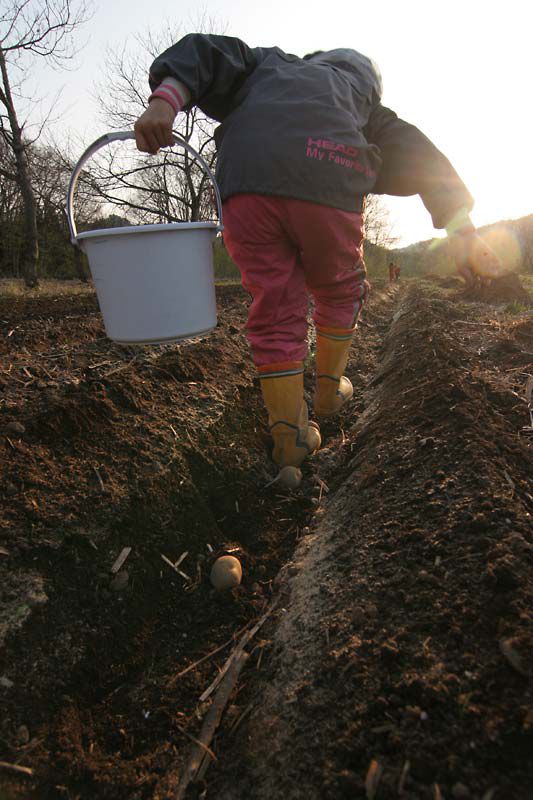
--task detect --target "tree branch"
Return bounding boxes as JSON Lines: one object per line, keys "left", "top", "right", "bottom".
{"left": 0, "top": 165, "right": 18, "bottom": 181}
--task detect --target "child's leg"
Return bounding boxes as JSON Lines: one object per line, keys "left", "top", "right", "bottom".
{"left": 222, "top": 194, "right": 321, "bottom": 484}
{"left": 286, "top": 203, "right": 368, "bottom": 329}
{"left": 281, "top": 199, "right": 369, "bottom": 415}
{"left": 222, "top": 193, "right": 309, "bottom": 367}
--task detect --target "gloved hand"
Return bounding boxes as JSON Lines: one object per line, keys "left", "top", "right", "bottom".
{"left": 448, "top": 227, "right": 506, "bottom": 286}
{"left": 134, "top": 98, "right": 175, "bottom": 155}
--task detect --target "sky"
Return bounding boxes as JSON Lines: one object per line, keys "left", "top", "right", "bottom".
{"left": 23, "top": 0, "right": 533, "bottom": 245}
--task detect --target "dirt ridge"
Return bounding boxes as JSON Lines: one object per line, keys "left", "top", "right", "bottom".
{"left": 213, "top": 285, "right": 533, "bottom": 800}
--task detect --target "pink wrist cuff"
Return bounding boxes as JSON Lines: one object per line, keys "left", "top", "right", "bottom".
{"left": 148, "top": 78, "right": 190, "bottom": 116}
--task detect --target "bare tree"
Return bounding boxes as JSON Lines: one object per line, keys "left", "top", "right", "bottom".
{"left": 0, "top": 134, "right": 22, "bottom": 274}
{"left": 0, "top": 0, "right": 89, "bottom": 286}
{"left": 363, "top": 194, "right": 398, "bottom": 248}
{"left": 91, "top": 22, "right": 219, "bottom": 226}
{"left": 31, "top": 141, "right": 99, "bottom": 279}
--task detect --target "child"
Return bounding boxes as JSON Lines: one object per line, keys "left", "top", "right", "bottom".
{"left": 134, "top": 34, "right": 504, "bottom": 485}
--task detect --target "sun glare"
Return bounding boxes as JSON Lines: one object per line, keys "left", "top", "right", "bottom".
{"left": 482, "top": 226, "right": 523, "bottom": 273}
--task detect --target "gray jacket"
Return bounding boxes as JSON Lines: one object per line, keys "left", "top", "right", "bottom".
{"left": 149, "top": 34, "right": 473, "bottom": 227}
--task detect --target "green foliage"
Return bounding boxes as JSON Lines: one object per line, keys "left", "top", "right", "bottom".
{"left": 0, "top": 215, "right": 239, "bottom": 282}
{"left": 0, "top": 213, "right": 88, "bottom": 281}
{"left": 213, "top": 236, "right": 240, "bottom": 280}
{"left": 84, "top": 214, "right": 132, "bottom": 231}
{"left": 387, "top": 237, "right": 454, "bottom": 277}
{"left": 505, "top": 301, "right": 529, "bottom": 315}
{"left": 363, "top": 240, "right": 395, "bottom": 278}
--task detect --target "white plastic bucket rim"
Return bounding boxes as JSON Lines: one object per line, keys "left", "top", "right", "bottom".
{"left": 76, "top": 220, "right": 219, "bottom": 244}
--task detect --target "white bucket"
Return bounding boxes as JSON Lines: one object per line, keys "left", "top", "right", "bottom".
{"left": 66, "top": 131, "right": 223, "bottom": 345}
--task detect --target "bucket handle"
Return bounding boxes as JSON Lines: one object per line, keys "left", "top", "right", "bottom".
{"left": 66, "top": 130, "right": 223, "bottom": 246}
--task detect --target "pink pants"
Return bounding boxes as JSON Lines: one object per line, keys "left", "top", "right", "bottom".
{"left": 222, "top": 194, "right": 369, "bottom": 366}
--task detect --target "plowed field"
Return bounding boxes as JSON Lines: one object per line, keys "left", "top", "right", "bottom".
{"left": 1, "top": 278, "right": 532, "bottom": 800}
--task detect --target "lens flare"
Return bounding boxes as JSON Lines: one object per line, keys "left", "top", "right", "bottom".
{"left": 481, "top": 225, "right": 522, "bottom": 273}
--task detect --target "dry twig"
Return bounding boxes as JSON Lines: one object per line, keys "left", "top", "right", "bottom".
{"left": 454, "top": 319, "right": 498, "bottom": 326}
{"left": 199, "top": 602, "right": 277, "bottom": 703}
{"left": 173, "top": 602, "right": 277, "bottom": 796}
{"left": 103, "top": 357, "right": 138, "bottom": 378}
{"left": 0, "top": 761, "right": 34, "bottom": 777}
{"left": 111, "top": 547, "right": 132, "bottom": 574}
{"left": 93, "top": 466, "right": 105, "bottom": 493}
{"left": 175, "top": 725, "right": 217, "bottom": 763}
{"left": 167, "top": 622, "right": 251, "bottom": 687}
{"left": 161, "top": 554, "right": 190, "bottom": 582}
{"left": 174, "top": 651, "right": 249, "bottom": 800}
{"left": 397, "top": 760, "right": 410, "bottom": 794}
{"left": 365, "top": 759, "right": 383, "bottom": 799}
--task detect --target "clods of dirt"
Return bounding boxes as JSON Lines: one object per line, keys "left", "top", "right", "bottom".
{"left": 1, "top": 279, "right": 532, "bottom": 799}
{"left": 424, "top": 272, "right": 463, "bottom": 289}
{"left": 462, "top": 272, "right": 532, "bottom": 305}
{"left": 209, "top": 285, "right": 533, "bottom": 800}
{"left": 0, "top": 285, "right": 318, "bottom": 798}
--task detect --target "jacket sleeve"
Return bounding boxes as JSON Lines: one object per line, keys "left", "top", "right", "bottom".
{"left": 364, "top": 104, "right": 474, "bottom": 229}
{"left": 149, "top": 33, "right": 258, "bottom": 121}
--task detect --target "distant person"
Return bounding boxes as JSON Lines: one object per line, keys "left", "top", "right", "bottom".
{"left": 134, "top": 34, "right": 505, "bottom": 485}
{"left": 388, "top": 261, "right": 401, "bottom": 283}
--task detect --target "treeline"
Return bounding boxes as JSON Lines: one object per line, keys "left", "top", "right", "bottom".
{"left": 0, "top": 135, "right": 240, "bottom": 282}
{"left": 363, "top": 240, "right": 396, "bottom": 278}
{"left": 0, "top": 138, "right": 241, "bottom": 282}
{"left": 1, "top": 211, "right": 241, "bottom": 283}
{"left": 0, "top": 142, "right": 88, "bottom": 281}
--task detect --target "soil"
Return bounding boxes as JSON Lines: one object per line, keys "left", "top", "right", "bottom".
{"left": 1, "top": 278, "right": 532, "bottom": 800}
{"left": 463, "top": 274, "right": 532, "bottom": 305}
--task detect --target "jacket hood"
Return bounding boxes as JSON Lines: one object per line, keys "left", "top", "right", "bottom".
{"left": 308, "top": 48, "right": 383, "bottom": 103}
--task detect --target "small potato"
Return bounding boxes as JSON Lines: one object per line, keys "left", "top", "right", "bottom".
{"left": 278, "top": 465, "right": 302, "bottom": 490}
{"left": 210, "top": 555, "right": 242, "bottom": 591}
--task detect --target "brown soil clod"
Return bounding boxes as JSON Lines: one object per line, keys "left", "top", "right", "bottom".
{"left": 461, "top": 272, "right": 532, "bottom": 304}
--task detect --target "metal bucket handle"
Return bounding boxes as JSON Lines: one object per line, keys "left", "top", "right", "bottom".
{"left": 66, "top": 130, "right": 223, "bottom": 246}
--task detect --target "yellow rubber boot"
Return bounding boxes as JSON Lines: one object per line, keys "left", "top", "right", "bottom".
{"left": 259, "top": 363, "right": 321, "bottom": 487}
{"left": 314, "top": 326, "right": 355, "bottom": 416}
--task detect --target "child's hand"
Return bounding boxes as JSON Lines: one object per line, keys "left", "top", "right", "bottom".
{"left": 134, "top": 99, "right": 176, "bottom": 155}
{"left": 449, "top": 230, "right": 506, "bottom": 283}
